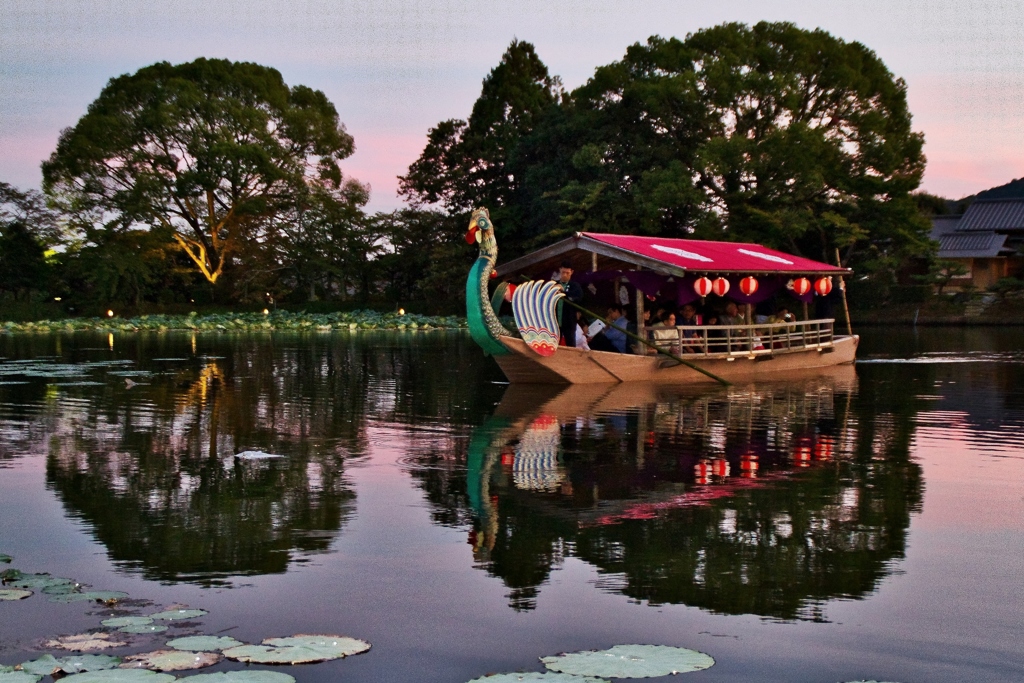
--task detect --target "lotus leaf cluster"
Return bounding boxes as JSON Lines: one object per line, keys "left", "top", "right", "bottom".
{"left": 0, "top": 311, "right": 467, "bottom": 334}
{"left": 1, "top": 569, "right": 122, "bottom": 604}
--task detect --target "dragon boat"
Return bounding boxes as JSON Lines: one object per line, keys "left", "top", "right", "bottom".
{"left": 465, "top": 208, "right": 858, "bottom": 385}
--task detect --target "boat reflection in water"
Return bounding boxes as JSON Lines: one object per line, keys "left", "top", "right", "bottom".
{"left": 458, "top": 367, "right": 923, "bottom": 617}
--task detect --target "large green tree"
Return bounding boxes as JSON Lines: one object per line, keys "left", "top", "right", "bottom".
{"left": 272, "top": 180, "right": 374, "bottom": 303}
{"left": 42, "top": 58, "right": 358, "bottom": 285}
{"left": 399, "top": 40, "right": 561, "bottom": 250}
{"left": 547, "top": 23, "right": 928, "bottom": 263}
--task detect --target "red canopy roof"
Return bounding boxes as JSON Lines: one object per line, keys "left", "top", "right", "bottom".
{"left": 580, "top": 233, "right": 846, "bottom": 274}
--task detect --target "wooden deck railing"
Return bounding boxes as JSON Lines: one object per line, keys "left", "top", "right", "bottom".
{"left": 642, "top": 319, "right": 836, "bottom": 358}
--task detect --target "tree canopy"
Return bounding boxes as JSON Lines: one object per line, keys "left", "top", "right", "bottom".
{"left": 42, "top": 58, "right": 361, "bottom": 285}
{"left": 404, "top": 24, "right": 930, "bottom": 266}
{"left": 399, "top": 40, "right": 561, "bottom": 247}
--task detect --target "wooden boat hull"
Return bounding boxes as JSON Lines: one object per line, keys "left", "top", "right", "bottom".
{"left": 494, "top": 335, "right": 858, "bottom": 384}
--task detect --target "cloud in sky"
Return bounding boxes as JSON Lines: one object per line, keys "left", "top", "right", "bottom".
{"left": 2, "top": 0, "right": 1023, "bottom": 210}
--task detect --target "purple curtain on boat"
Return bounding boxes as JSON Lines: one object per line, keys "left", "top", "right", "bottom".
{"left": 675, "top": 275, "right": 702, "bottom": 306}
{"left": 722, "top": 275, "right": 784, "bottom": 304}
{"left": 575, "top": 270, "right": 622, "bottom": 285}
{"left": 575, "top": 271, "right": 824, "bottom": 305}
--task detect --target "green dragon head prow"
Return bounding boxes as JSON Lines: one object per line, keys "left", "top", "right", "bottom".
{"left": 465, "top": 207, "right": 511, "bottom": 356}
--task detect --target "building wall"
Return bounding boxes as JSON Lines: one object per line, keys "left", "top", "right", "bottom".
{"left": 942, "top": 257, "right": 1006, "bottom": 291}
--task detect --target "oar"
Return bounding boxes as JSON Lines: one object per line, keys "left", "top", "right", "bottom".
{"left": 563, "top": 300, "right": 731, "bottom": 386}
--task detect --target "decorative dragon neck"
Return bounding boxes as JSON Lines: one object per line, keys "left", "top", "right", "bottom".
{"left": 465, "top": 208, "right": 512, "bottom": 356}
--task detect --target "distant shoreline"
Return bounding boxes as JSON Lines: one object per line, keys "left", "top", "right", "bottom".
{"left": 0, "top": 310, "right": 468, "bottom": 333}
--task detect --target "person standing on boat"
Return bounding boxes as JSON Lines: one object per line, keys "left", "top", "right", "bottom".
{"left": 555, "top": 262, "right": 584, "bottom": 347}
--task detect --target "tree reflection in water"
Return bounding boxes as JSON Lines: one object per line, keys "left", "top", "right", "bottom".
{"left": 409, "top": 368, "right": 924, "bottom": 618}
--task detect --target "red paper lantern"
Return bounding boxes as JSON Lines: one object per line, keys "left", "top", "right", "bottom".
{"left": 740, "top": 276, "right": 759, "bottom": 296}
{"left": 694, "top": 277, "right": 713, "bottom": 297}
{"left": 789, "top": 277, "right": 811, "bottom": 296}
{"left": 694, "top": 460, "right": 711, "bottom": 484}
{"left": 712, "top": 277, "right": 730, "bottom": 297}
{"left": 815, "top": 277, "right": 833, "bottom": 296}
{"left": 712, "top": 458, "right": 730, "bottom": 478}
{"left": 740, "top": 454, "right": 759, "bottom": 478}
{"left": 814, "top": 436, "right": 834, "bottom": 461}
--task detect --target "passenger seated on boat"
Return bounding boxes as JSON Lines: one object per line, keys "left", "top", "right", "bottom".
{"left": 719, "top": 301, "right": 744, "bottom": 325}
{"left": 768, "top": 307, "right": 795, "bottom": 349}
{"left": 677, "top": 304, "right": 703, "bottom": 353}
{"left": 608, "top": 306, "right": 630, "bottom": 353}
{"left": 574, "top": 311, "right": 591, "bottom": 352}
{"left": 649, "top": 311, "right": 679, "bottom": 354}
{"left": 706, "top": 303, "right": 743, "bottom": 353}
{"left": 591, "top": 306, "right": 629, "bottom": 353}
{"left": 678, "top": 304, "right": 701, "bottom": 327}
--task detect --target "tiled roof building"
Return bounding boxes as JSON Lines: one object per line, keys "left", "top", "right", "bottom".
{"left": 930, "top": 198, "right": 1024, "bottom": 289}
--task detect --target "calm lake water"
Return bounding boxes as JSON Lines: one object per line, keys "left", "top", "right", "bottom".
{"left": 1, "top": 328, "right": 1022, "bottom": 682}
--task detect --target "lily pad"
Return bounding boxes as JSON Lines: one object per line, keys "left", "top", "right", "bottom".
{"left": 468, "top": 674, "right": 609, "bottom": 683}
{"left": 20, "top": 654, "right": 120, "bottom": 676}
{"left": 45, "top": 632, "right": 128, "bottom": 651}
{"left": 541, "top": 645, "right": 715, "bottom": 678}
{"left": 51, "top": 591, "right": 128, "bottom": 604}
{"left": 149, "top": 609, "right": 207, "bottom": 621}
{"left": 166, "top": 636, "right": 244, "bottom": 652}
{"left": 103, "top": 617, "right": 155, "bottom": 628}
{"left": 182, "top": 673, "right": 295, "bottom": 683}
{"left": 0, "top": 554, "right": 11, "bottom": 563}
{"left": 18, "top": 656, "right": 62, "bottom": 677}
{"left": 8, "top": 574, "right": 73, "bottom": 590}
{"left": 0, "top": 589, "right": 32, "bottom": 600}
{"left": 61, "top": 671, "right": 176, "bottom": 683}
{"left": 224, "top": 634, "right": 370, "bottom": 665}
{"left": 0, "top": 672, "right": 41, "bottom": 683}
{"left": 120, "top": 624, "right": 168, "bottom": 634}
{"left": 120, "top": 650, "right": 220, "bottom": 672}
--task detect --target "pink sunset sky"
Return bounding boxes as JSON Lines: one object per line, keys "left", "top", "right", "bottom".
{"left": 2, "top": 0, "right": 1022, "bottom": 212}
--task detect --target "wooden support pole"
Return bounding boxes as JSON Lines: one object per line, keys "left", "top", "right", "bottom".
{"left": 635, "top": 282, "right": 644, "bottom": 342}
{"left": 835, "top": 248, "right": 853, "bottom": 336}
